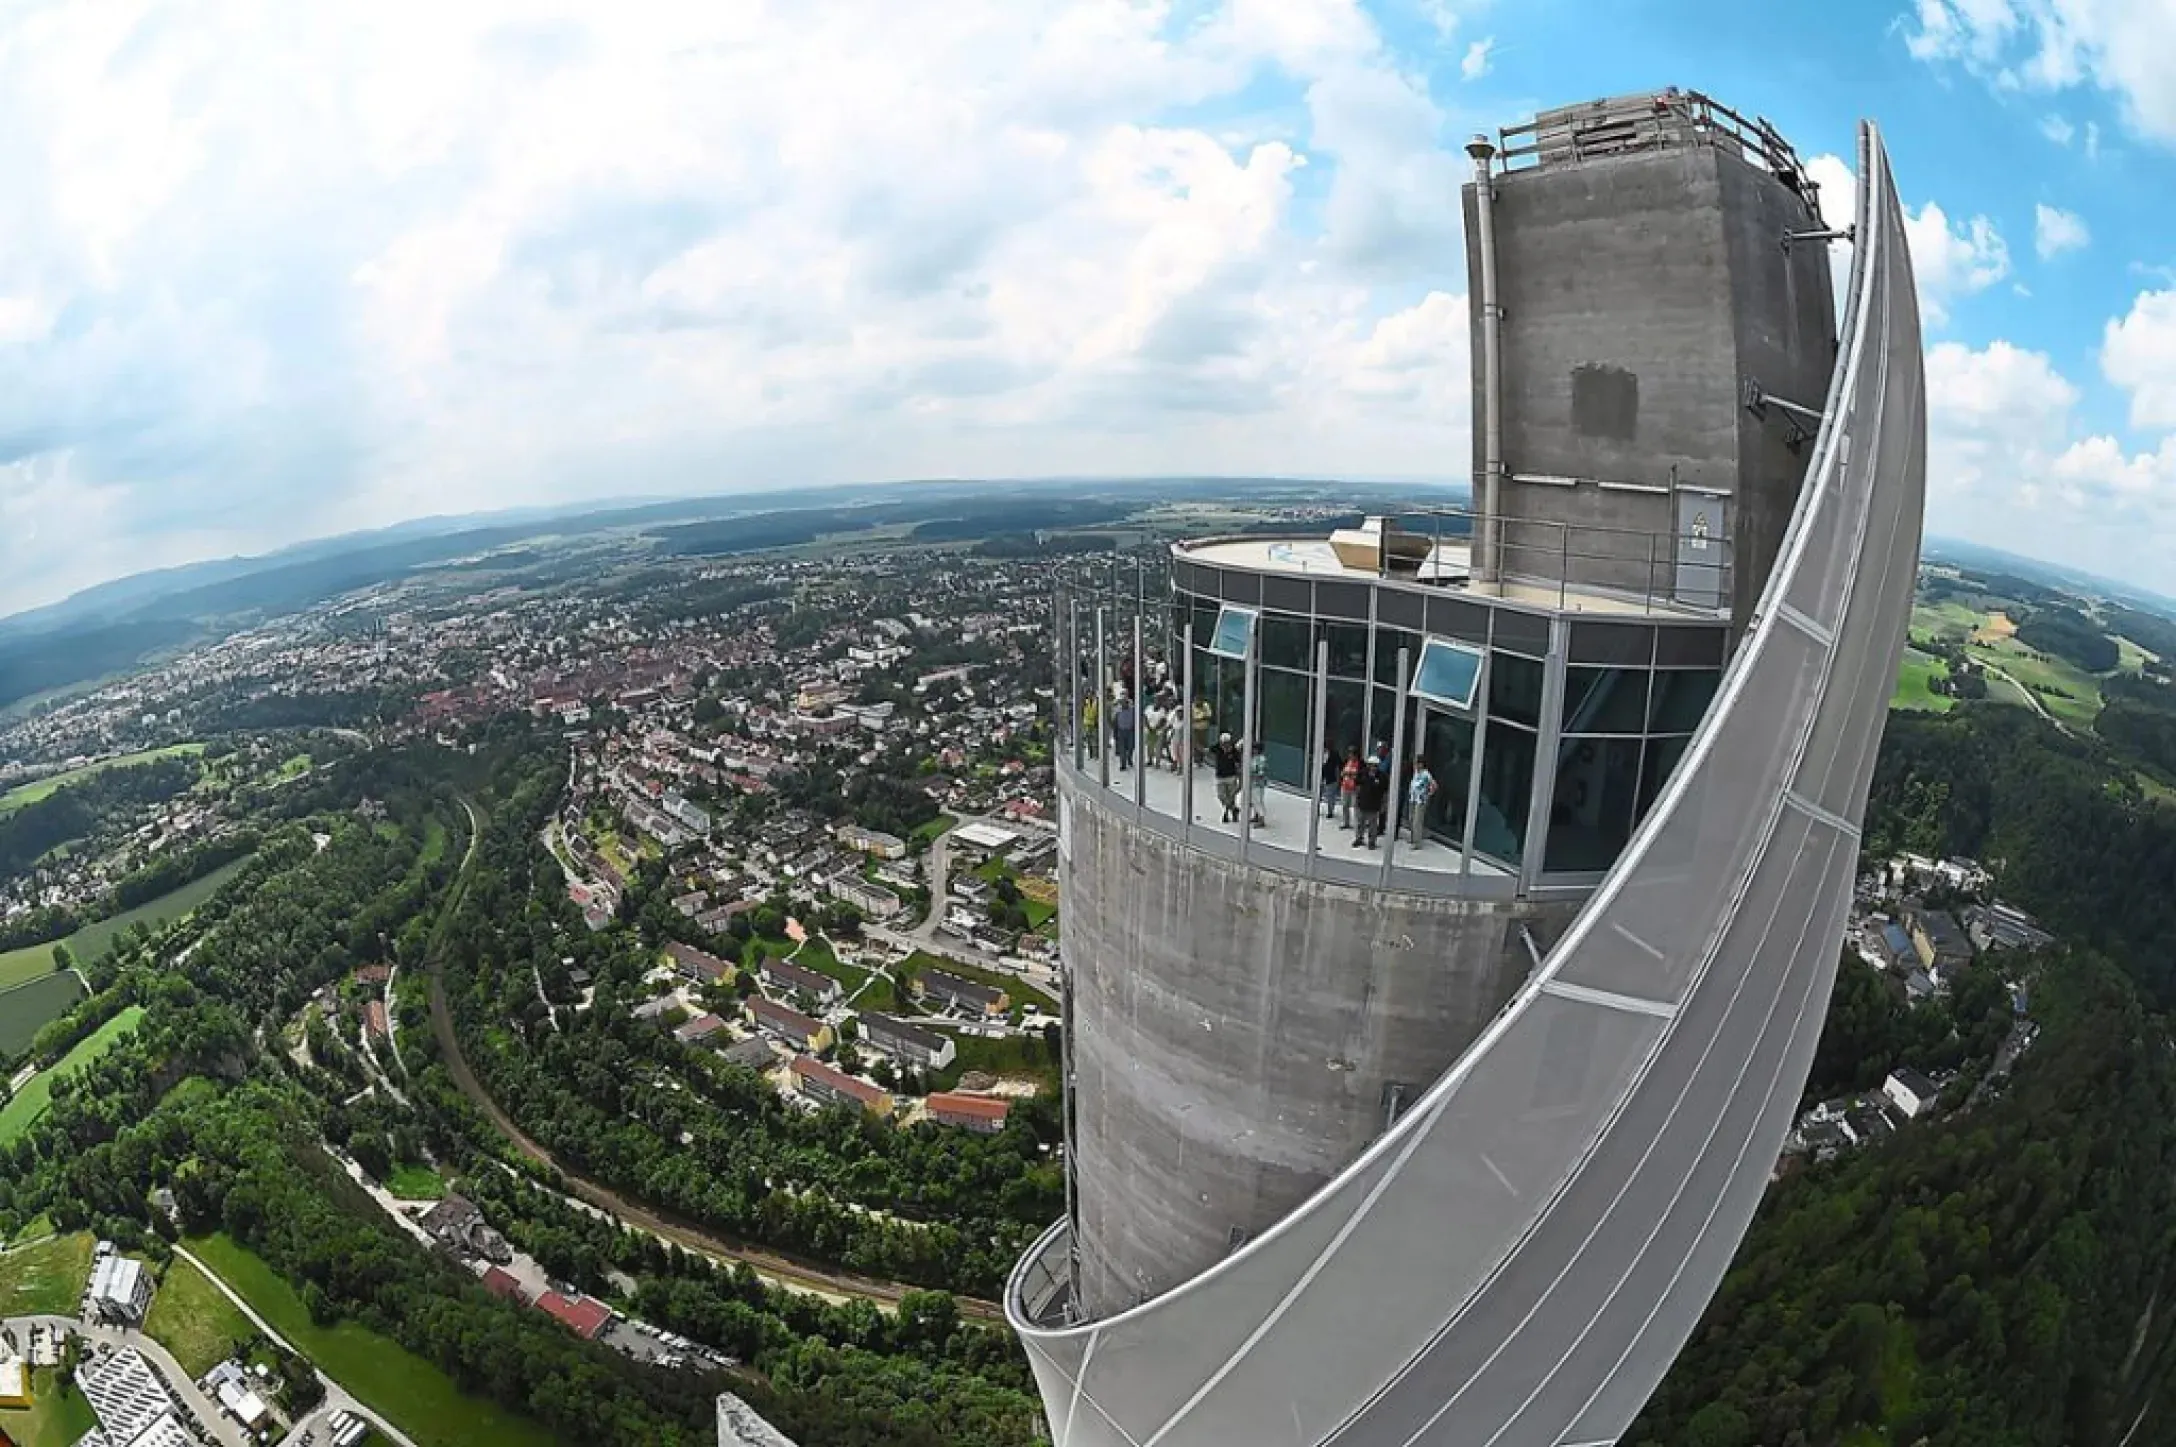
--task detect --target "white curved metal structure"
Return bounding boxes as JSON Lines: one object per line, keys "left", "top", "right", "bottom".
{"left": 1007, "top": 121, "right": 1924, "bottom": 1447}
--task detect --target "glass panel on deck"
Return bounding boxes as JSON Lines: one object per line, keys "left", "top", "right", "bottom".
{"left": 1475, "top": 722, "right": 1537, "bottom": 866}
{"left": 1560, "top": 667, "right": 1649, "bottom": 735}
{"left": 1544, "top": 735, "right": 1642, "bottom": 873}
{"left": 1209, "top": 605, "right": 1257, "bottom": 659}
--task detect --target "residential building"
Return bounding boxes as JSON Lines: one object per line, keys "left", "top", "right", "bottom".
{"left": 1964, "top": 900, "right": 2057, "bottom": 954}
{"left": 836, "top": 824, "right": 908, "bottom": 859}
{"left": 860, "top": 1014, "right": 958, "bottom": 1070}
{"left": 1904, "top": 902, "right": 1972, "bottom": 975}
{"left": 745, "top": 997, "right": 835, "bottom": 1054}
{"left": 86, "top": 1254, "right": 153, "bottom": 1325}
{"left": 760, "top": 956, "right": 841, "bottom": 1004}
{"left": 827, "top": 874, "right": 903, "bottom": 918}
{"left": 675, "top": 1013, "right": 728, "bottom": 1046}
{"left": 666, "top": 941, "right": 734, "bottom": 984}
{"left": 916, "top": 968, "right": 1008, "bottom": 1017}
{"left": 722, "top": 1037, "right": 780, "bottom": 1072}
{"left": 791, "top": 1056, "right": 896, "bottom": 1118}
{"left": 536, "top": 1291, "right": 615, "bottom": 1341}
{"left": 1883, "top": 1068, "right": 1940, "bottom": 1121}
{"left": 927, "top": 1092, "right": 1011, "bottom": 1134}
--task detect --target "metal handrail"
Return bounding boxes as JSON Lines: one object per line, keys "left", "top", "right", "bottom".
{"left": 1495, "top": 88, "right": 1815, "bottom": 210}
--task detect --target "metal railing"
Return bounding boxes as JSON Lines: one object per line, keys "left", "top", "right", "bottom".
{"left": 1496, "top": 88, "right": 1818, "bottom": 213}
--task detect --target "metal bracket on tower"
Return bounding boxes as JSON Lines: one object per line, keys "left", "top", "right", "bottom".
{"left": 1780, "top": 224, "right": 1854, "bottom": 252}
{"left": 1743, "top": 378, "right": 1825, "bottom": 453}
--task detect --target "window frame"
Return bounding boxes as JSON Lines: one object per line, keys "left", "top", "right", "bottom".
{"left": 1207, "top": 604, "right": 1258, "bottom": 660}
{"left": 1410, "top": 635, "right": 1487, "bottom": 713}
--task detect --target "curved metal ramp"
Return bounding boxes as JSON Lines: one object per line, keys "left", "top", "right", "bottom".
{"left": 1007, "top": 120, "right": 1925, "bottom": 1447}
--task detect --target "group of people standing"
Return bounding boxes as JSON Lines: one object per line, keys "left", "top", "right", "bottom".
{"left": 1320, "top": 743, "right": 1436, "bottom": 851}
{"left": 1079, "top": 664, "right": 1440, "bottom": 851}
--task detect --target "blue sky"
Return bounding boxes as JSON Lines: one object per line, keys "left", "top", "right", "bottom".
{"left": 1, "top": 0, "right": 2172, "bottom": 616}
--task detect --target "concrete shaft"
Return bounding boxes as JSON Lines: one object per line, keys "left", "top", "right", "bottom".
{"left": 1462, "top": 142, "right": 1836, "bottom": 623}
{"left": 1063, "top": 778, "right": 1579, "bottom": 1317}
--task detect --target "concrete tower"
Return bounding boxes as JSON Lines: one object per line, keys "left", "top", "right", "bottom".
{"left": 1045, "top": 89, "right": 1840, "bottom": 1323}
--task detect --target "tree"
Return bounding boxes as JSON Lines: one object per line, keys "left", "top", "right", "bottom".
{"left": 51, "top": 942, "right": 73, "bottom": 975}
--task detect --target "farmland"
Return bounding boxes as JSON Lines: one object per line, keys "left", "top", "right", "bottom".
{"left": 0, "top": 972, "right": 88, "bottom": 1058}
{"left": 0, "top": 742, "right": 205, "bottom": 817}
{"left": 0, "top": 854, "right": 253, "bottom": 988}
{"left": 1890, "top": 647, "right": 1954, "bottom": 713}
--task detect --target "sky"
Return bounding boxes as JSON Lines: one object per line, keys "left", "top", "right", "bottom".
{"left": 2, "top": 0, "right": 2173, "bottom": 616}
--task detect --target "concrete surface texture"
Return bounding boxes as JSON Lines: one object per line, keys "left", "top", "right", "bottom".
{"left": 1463, "top": 130, "right": 1835, "bottom": 621}
{"left": 1061, "top": 779, "right": 1576, "bottom": 1317}
{"left": 1008, "top": 119, "right": 1923, "bottom": 1447}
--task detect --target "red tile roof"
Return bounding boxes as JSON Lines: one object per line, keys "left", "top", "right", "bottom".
{"left": 927, "top": 1091, "right": 1012, "bottom": 1125}
{"left": 364, "top": 1000, "right": 390, "bottom": 1040}
{"left": 479, "top": 1267, "right": 527, "bottom": 1303}
{"left": 535, "top": 1291, "right": 613, "bottom": 1340}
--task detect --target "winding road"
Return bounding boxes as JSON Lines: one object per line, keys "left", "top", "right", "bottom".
{"left": 421, "top": 796, "right": 1004, "bottom": 1320}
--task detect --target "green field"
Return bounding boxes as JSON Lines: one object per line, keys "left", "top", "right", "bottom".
{"left": 909, "top": 813, "right": 956, "bottom": 849}
{"left": 1966, "top": 636, "right": 2104, "bottom": 727}
{"left": 0, "top": 1366, "right": 100, "bottom": 1447}
{"left": 1891, "top": 647, "right": 1955, "bottom": 713}
{"left": 0, "top": 855, "right": 253, "bottom": 985}
{"left": 186, "top": 1234, "right": 562, "bottom": 1447}
{"left": 0, "top": 1006, "right": 148, "bottom": 1145}
{"left": 0, "top": 1232, "right": 95, "bottom": 1316}
{"left": 144, "top": 1256, "right": 258, "bottom": 1377}
{"left": 0, "top": 972, "right": 88, "bottom": 1057}
{"left": 385, "top": 1163, "right": 448, "bottom": 1201}
{"left": 0, "top": 743, "right": 206, "bottom": 816}
{"left": 929, "top": 1030, "right": 1061, "bottom": 1093}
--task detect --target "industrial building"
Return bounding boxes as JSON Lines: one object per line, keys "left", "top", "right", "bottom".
{"left": 86, "top": 1252, "right": 154, "bottom": 1326}
{"left": 1008, "top": 96, "right": 1925, "bottom": 1447}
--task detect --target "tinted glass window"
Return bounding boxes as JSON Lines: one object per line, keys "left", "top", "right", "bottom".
{"left": 1258, "top": 668, "right": 1311, "bottom": 786}
{"left": 1373, "top": 627, "right": 1420, "bottom": 686}
{"left": 1325, "top": 622, "right": 1370, "bottom": 679}
{"left": 1560, "top": 667, "right": 1649, "bottom": 735}
{"left": 1474, "top": 722, "right": 1536, "bottom": 866}
{"left": 1545, "top": 735, "right": 1642, "bottom": 873}
{"left": 1260, "top": 611, "right": 1311, "bottom": 671}
{"left": 1648, "top": 668, "right": 1721, "bottom": 733}
{"left": 1489, "top": 652, "right": 1545, "bottom": 728}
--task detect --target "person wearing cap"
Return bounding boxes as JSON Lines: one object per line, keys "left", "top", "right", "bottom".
{"left": 1211, "top": 731, "right": 1244, "bottom": 822}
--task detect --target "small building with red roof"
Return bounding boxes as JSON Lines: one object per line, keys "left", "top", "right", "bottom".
{"left": 926, "top": 1092, "right": 1012, "bottom": 1134}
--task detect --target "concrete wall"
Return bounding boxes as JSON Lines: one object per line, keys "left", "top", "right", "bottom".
{"left": 1463, "top": 143, "right": 1834, "bottom": 616}
{"left": 1063, "top": 779, "right": 1579, "bottom": 1317}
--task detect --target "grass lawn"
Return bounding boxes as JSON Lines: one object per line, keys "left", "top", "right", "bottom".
{"left": 909, "top": 813, "right": 956, "bottom": 849}
{"left": 0, "top": 1006, "right": 148, "bottom": 1146}
{"left": 419, "top": 819, "right": 450, "bottom": 867}
{"left": 1909, "top": 597, "right": 1989, "bottom": 644}
{"left": 2114, "top": 634, "right": 2159, "bottom": 673}
{"left": 0, "top": 1367, "right": 100, "bottom": 1447}
{"left": 0, "top": 743, "right": 206, "bottom": 817}
{"left": 10, "top": 1215, "right": 54, "bottom": 1245}
{"left": 186, "top": 1234, "right": 562, "bottom": 1447}
{"left": 1891, "top": 648, "right": 1955, "bottom": 713}
{"left": 385, "top": 1163, "right": 448, "bottom": 1201}
{"left": 145, "top": 1256, "right": 258, "bottom": 1378}
{"left": 275, "top": 752, "right": 313, "bottom": 780}
{"left": 0, "top": 973, "right": 88, "bottom": 1057}
{"left": 2138, "top": 772, "right": 2176, "bottom": 806}
{"left": 0, "top": 1232, "right": 95, "bottom": 1316}
{"left": 928, "top": 1031, "right": 1061, "bottom": 1093}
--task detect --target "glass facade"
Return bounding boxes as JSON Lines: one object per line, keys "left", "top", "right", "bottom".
{"left": 1071, "top": 561, "right": 1726, "bottom": 883}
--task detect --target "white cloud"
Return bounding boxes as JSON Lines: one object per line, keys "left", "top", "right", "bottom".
{"left": 2039, "top": 112, "right": 2075, "bottom": 144}
{"left": 2102, "top": 289, "right": 2176, "bottom": 432}
{"left": 0, "top": 0, "right": 1489, "bottom": 614}
{"left": 1922, "top": 337, "right": 2175, "bottom": 582}
{"left": 1905, "top": 201, "right": 2010, "bottom": 326}
{"left": 2033, "top": 203, "right": 2090, "bottom": 259}
{"left": 1460, "top": 38, "right": 1494, "bottom": 79}
{"left": 1902, "top": 0, "right": 2176, "bottom": 147}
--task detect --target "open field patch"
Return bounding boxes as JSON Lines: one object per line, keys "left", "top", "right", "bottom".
{"left": 0, "top": 972, "right": 88, "bottom": 1057}
{"left": 0, "top": 1006, "right": 147, "bottom": 1145}
{"left": 0, "top": 1232, "right": 95, "bottom": 1317}
{"left": 0, "top": 743, "right": 206, "bottom": 817}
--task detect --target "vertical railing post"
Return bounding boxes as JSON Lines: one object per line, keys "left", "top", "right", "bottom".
{"left": 1380, "top": 645, "right": 1411, "bottom": 887}
{"left": 1305, "top": 636, "right": 1328, "bottom": 865}
{"left": 1179, "top": 638, "right": 1196, "bottom": 839}
{"left": 1238, "top": 623, "right": 1260, "bottom": 859}
{"left": 1095, "top": 605, "right": 1110, "bottom": 792}
{"left": 1132, "top": 607, "right": 1146, "bottom": 811}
